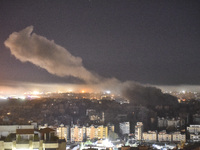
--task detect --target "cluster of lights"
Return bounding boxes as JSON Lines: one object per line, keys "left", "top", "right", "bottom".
{"left": 0, "top": 89, "right": 116, "bottom": 101}
{"left": 0, "top": 95, "right": 7, "bottom": 100}
{"left": 81, "top": 139, "right": 114, "bottom": 150}
{"left": 24, "top": 91, "right": 43, "bottom": 95}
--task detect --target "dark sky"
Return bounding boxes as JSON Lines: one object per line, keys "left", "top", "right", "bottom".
{"left": 0, "top": 0, "right": 200, "bottom": 87}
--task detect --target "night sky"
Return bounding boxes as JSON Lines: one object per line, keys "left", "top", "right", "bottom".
{"left": 0, "top": 0, "right": 200, "bottom": 93}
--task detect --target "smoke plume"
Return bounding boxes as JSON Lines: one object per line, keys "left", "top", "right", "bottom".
{"left": 121, "top": 81, "right": 178, "bottom": 106}
{"left": 4, "top": 26, "right": 100, "bottom": 83}
{"left": 4, "top": 26, "right": 178, "bottom": 106}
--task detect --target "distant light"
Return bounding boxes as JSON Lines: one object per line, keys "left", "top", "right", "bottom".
{"left": 28, "top": 95, "right": 41, "bottom": 99}
{"left": 106, "top": 91, "right": 111, "bottom": 94}
{"left": 68, "top": 89, "right": 73, "bottom": 92}
{"left": 182, "top": 90, "right": 185, "bottom": 94}
{"left": 33, "top": 91, "right": 39, "bottom": 95}
{"left": 0, "top": 96, "right": 7, "bottom": 100}
{"left": 19, "top": 96, "right": 25, "bottom": 100}
{"left": 82, "top": 90, "right": 85, "bottom": 93}
{"left": 102, "top": 139, "right": 113, "bottom": 147}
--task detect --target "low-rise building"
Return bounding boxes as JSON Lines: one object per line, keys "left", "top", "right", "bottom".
{"left": 171, "top": 132, "right": 186, "bottom": 142}
{"left": 158, "top": 130, "right": 171, "bottom": 142}
{"left": 157, "top": 117, "right": 184, "bottom": 129}
{"left": 187, "top": 125, "right": 200, "bottom": 134}
{"left": 0, "top": 126, "right": 64, "bottom": 150}
{"left": 16, "top": 129, "right": 34, "bottom": 141}
{"left": 0, "top": 125, "right": 34, "bottom": 138}
{"left": 143, "top": 131, "right": 157, "bottom": 142}
{"left": 158, "top": 117, "right": 167, "bottom": 128}
{"left": 187, "top": 125, "right": 200, "bottom": 142}
{"left": 0, "top": 140, "right": 62, "bottom": 150}
{"left": 190, "top": 134, "right": 200, "bottom": 142}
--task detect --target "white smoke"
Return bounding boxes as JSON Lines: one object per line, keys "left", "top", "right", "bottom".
{"left": 4, "top": 26, "right": 100, "bottom": 83}
{"left": 4, "top": 26, "right": 178, "bottom": 105}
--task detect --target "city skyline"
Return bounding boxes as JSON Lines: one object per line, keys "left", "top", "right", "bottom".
{"left": 0, "top": 0, "right": 200, "bottom": 94}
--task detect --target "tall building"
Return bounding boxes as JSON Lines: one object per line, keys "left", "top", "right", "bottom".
{"left": 56, "top": 124, "right": 70, "bottom": 142}
{"left": 86, "top": 125, "right": 98, "bottom": 140}
{"left": 70, "top": 125, "right": 108, "bottom": 141}
{"left": 70, "top": 125, "right": 86, "bottom": 142}
{"left": 85, "top": 125, "right": 108, "bottom": 140}
{"left": 97, "top": 125, "right": 108, "bottom": 139}
{"left": 135, "top": 122, "right": 143, "bottom": 141}
{"left": 119, "top": 122, "right": 130, "bottom": 135}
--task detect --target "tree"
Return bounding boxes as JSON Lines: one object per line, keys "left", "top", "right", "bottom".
{"left": 34, "top": 134, "right": 39, "bottom": 141}
{"left": 16, "top": 135, "right": 22, "bottom": 143}
{"left": 108, "top": 131, "right": 119, "bottom": 141}
{"left": 5, "top": 134, "right": 12, "bottom": 142}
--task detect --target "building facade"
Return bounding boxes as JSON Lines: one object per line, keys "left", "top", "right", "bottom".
{"left": 70, "top": 125, "right": 108, "bottom": 142}
{"left": 143, "top": 131, "right": 157, "bottom": 142}
{"left": 187, "top": 125, "right": 200, "bottom": 134}
{"left": 70, "top": 125, "right": 86, "bottom": 142}
{"left": 56, "top": 124, "right": 70, "bottom": 142}
{"left": 119, "top": 122, "right": 130, "bottom": 135}
{"left": 135, "top": 122, "right": 143, "bottom": 141}
{"left": 158, "top": 130, "right": 171, "bottom": 142}
{"left": 0, "top": 125, "right": 34, "bottom": 138}
{"left": 171, "top": 132, "right": 186, "bottom": 142}
{"left": 0, "top": 140, "right": 61, "bottom": 150}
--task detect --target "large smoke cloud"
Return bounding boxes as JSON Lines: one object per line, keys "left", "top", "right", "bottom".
{"left": 4, "top": 26, "right": 100, "bottom": 83}
{"left": 122, "top": 81, "right": 178, "bottom": 106}
{"left": 4, "top": 26, "right": 178, "bottom": 106}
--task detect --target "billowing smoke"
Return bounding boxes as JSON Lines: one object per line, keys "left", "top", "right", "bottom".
{"left": 4, "top": 26, "right": 178, "bottom": 106}
{"left": 122, "top": 81, "right": 178, "bottom": 106}
{"left": 4, "top": 26, "right": 100, "bottom": 83}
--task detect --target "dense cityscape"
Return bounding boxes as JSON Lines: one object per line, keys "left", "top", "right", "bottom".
{"left": 0, "top": 90, "right": 200, "bottom": 149}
